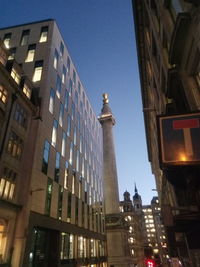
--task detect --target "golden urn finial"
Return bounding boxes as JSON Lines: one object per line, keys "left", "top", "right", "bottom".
{"left": 103, "top": 93, "right": 109, "bottom": 104}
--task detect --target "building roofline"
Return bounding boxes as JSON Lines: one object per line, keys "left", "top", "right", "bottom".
{"left": 0, "top": 19, "right": 55, "bottom": 31}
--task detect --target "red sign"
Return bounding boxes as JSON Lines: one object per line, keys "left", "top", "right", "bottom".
{"left": 158, "top": 112, "right": 200, "bottom": 166}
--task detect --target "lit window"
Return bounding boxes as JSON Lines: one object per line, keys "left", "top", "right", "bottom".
{"left": 58, "top": 186, "right": 63, "bottom": 219}
{"left": 52, "top": 120, "right": 58, "bottom": 147}
{"left": 0, "top": 168, "right": 16, "bottom": 200}
{"left": 64, "top": 161, "right": 69, "bottom": 189}
{"left": 60, "top": 232, "right": 73, "bottom": 259}
{"left": 78, "top": 236, "right": 85, "bottom": 258}
{"left": 7, "top": 131, "right": 23, "bottom": 159}
{"left": 20, "top": 30, "right": 30, "bottom": 46}
{"left": 67, "top": 56, "right": 70, "bottom": 73}
{"left": 53, "top": 49, "right": 59, "bottom": 69}
{"left": 72, "top": 173, "right": 75, "bottom": 194}
{"left": 39, "top": 26, "right": 48, "bottom": 43}
{"left": 55, "top": 152, "right": 60, "bottom": 182}
{"left": 23, "top": 84, "right": 31, "bottom": 99}
{"left": 62, "top": 66, "right": 66, "bottom": 84}
{"left": 8, "top": 47, "right": 16, "bottom": 60}
{"left": 61, "top": 132, "right": 67, "bottom": 157}
{"left": 60, "top": 42, "right": 64, "bottom": 57}
{"left": 69, "top": 142, "right": 73, "bottom": 165}
{"left": 76, "top": 150, "right": 79, "bottom": 172}
{"left": 32, "top": 61, "right": 43, "bottom": 82}
{"left": 49, "top": 88, "right": 55, "bottom": 114}
{"left": 56, "top": 75, "right": 61, "bottom": 98}
{"left": 45, "top": 178, "right": 52, "bottom": 215}
{"left": 11, "top": 68, "right": 20, "bottom": 84}
{"left": 14, "top": 103, "right": 27, "bottom": 128}
{"left": 0, "top": 220, "right": 7, "bottom": 262}
{"left": 25, "top": 44, "right": 36, "bottom": 62}
{"left": 0, "top": 85, "right": 8, "bottom": 104}
{"left": 42, "top": 140, "right": 50, "bottom": 174}
{"left": 3, "top": 33, "right": 11, "bottom": 49}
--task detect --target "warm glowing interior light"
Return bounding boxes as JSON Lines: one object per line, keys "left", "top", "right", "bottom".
{"left": 179, "top": 153, "right": 187, "bottom": 161}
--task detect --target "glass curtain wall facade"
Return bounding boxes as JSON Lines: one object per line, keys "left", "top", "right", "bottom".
{"left": 0, "top": 20, "right": 107, "bottom": 267}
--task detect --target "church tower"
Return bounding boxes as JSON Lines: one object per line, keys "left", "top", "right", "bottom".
{"left": 133, "top": 183, "right": 142, "bottom": 212}
{"left": 99, "top": 94, "right": 133, "bottom": 267}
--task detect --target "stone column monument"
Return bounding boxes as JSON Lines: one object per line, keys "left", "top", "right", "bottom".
{"left": 98, "top": 94, "right": 133, "bottom": 267}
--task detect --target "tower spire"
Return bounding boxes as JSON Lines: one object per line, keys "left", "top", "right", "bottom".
{"left": 135, "top": 182, "right": 138, "bottom": 193}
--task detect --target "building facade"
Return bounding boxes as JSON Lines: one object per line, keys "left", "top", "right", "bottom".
{"left": 133, "top": 0, "right": 200, "bottom": 266}
{"left": 120, "top": 189, "right": 144, "bottom": 267}
{"left": 142, "top": 197, "right": 168, "bottom": 266}
{"left": 0, "top": 40, "right": 38, "bottom": 265}
{"left": 0, "top": 20, "right": 107, "bottom": 267}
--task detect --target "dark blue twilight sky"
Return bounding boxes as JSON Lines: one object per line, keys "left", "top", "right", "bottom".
{"left": 1, "top": 0, "right": 156, "bottom": 204}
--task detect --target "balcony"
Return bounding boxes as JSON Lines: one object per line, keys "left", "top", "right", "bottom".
{"left": 169, "top": 12, "right": 191, "bottom": 65}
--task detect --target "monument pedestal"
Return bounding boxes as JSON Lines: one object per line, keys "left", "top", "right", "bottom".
{"left": 106, "top": 213, "right": 134, "bottom": 267}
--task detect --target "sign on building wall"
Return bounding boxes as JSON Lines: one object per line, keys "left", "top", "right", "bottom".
{"left": 158, "top": 112, "right": 200, "bottom": 166}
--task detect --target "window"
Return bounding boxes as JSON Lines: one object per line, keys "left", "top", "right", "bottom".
{"left": 3, "top": 33, "right": 11, "bottom": 49}
{"left": 60, "top": 233, "right": 74, "bottom": 259}
{"left": 73, "top": 126, "right": 77, "bottom": 145}
{"left": 25, "top": 44, "right": 36, "bottom": 62}
{"left": 11, "top": 68, "right": 20, "bottom": 84}
{"left": 77, "top": 112, "right": 80, "bottom": 130}
{"left": 20, "top": 30, "right": 30, "bottom": 46}
{"left": 0, "top": 168, "right": 16, "bottom": 200}
{"left": 14, "top": 103, "right": 27, "bottom": 128}
{"left": 69, "top": 79, "right": 72, "bottom": 95}
{"left": 67, "top": 115, "right": 71, "bottom": 137}
{"left": 60, "top": 42, "right": 64, "bottom": 57}
{"left": 64, "top": 161, "right": 69, "bottom": 189}
{"left": 71, "top": 102, "right": 75, "bottom": 120}
{"left": 45, "top": 178, "right": 52, "bottom": 215}
{"left": 69, "top": 142, "right": 73, "bottom": 165}
{"left": 64, "top": 90, "right": 69, "bottom": 110}
{"left": 8, "top": 47, "right": 16, "bottom": 60}
{"left": 59, "top": 103, "right": 64, "bottom": 127}
{"left": 55, "top": 152, "right": 60, "bottom": 182}
{"left": 62, "top": 66, "right": 66, "bottom": 84}
{"left": 32, "top": 60, "right": 43, "bottom": 82}
{"left": 0, "top": 219, "right": 8, "bottom": 261}
{"left": 73, "top": 70, "right": 76, "bottom": 86}
{"left": 52, "top": 119, "right": 58, "bottom": 147}
{"left": 67, "top": 193, "right": 72, "bottom": 222}
{"left": 61, "top": 131, "right": 67, "bottom": 157}
{"left": 75, "top": 91, "right": 78, "bottom": 106}
{"left": 23, "top": 84, "right": 31, "bottom": 99}
{"left": 0, "top": 85, "right": 8, "bottom": 104}
{"left": 7, "top": 131, "right": 23, "bottom": 159}
{"left": 67, "top": 56, "right": 70, "bottom": 73}
{"left": 58, "top": 186, "right": 63, "bottom": 219}
{"left": 78, "top": 236, "right": 85, "bottom": 258}
{"left": 49, "top": 88, "right": 55, "bottom": 114}
{"left": 56, "top": 75, "right": 61, "bottom": 98}
{"left": 54, "top": 49, "right": 59, "bottom": 69}
{"left": 78, "top": 81, "right": 81, "bottom": 94}
{"left": 39, "top": 26, "right": 48, "bottom": 43}
{"left": 76, "top": 150, "right": 79, "bottom": 172}
{"left": 42, "top": 140, "right": 50, "bottom": 174}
